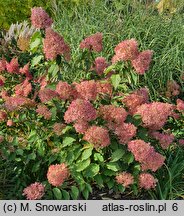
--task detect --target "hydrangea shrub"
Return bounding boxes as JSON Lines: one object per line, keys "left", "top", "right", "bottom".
{"left": 0, "top": 7, "right": 184, "bottom": 200}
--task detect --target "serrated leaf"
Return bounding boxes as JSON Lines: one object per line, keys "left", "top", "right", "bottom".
{"left": 103, "top": 169, "right": 116, "bottom": 176}
{"left": 30, "top": 38, "right": 41, "bottom": 51}
{"left": 94, "top": 153, "right": 104, "bottom": 162}
{"left": 76, "top": 158, "right": 90, "bottom": 172}
{"left": 94, "top": 175, "right": 104, "bottom": 187}
{"left": 53, "top": 188, "right": 62, "bottom": 200}
{"left": 50, "top": 107, "right": 57, "bottom": 119}
{"left": 62, "top": 137, "right": 76, "bottom": 147}
{"left": 83, "top": 163, "right": 100, "bottom": 177}
{"left": 123, "top": 153, "right": 134, "bottom": 165}
{"left": 48, "top": 64, "right": 59, "bottom": 77}
{"left": 32, "top": 161, "right": 41, "bottom": 172}
{"left": 66, "top": 151, "right": 75, "bottom": 164}
{"left": 28, "top": 130, "right": 37, "bottom": 143}
{"left": 106, "top": 162, "right": 120, "bottom": 171}
{"left": 85, "top": 183, "right": 92, "bottom": 193}
{"left": 31, "top": 55, "right": 43, "bottom": 66}
{"left": 62, "top": 190, "right": 70, "bottom": 200}
{"left": 82, "top": 188, "right": 89, "bottom": 200}
{"left": 118, "top": 184, "right": 125, "bottom": 193}
{"left": 49, "top": 154, "right": 58, "bottom": 164}
{"left": 81, "top": 147, "right": 93, "bottom": 161}
{"left": 71, "top": 186, "right": 79, "bottom": 200}
{"left": 107, "top": 179, "right": 115, "bottom": 189}
{"left": 111, "top": 74, "right": 121, "bottom": 90}
{"left": 111, "top": 149, "right": 125, "bottom": 162}
{"left": 104, "top": 64, "right": 116, "bottom": 75}
{"left": 132, "top": 184, "right": 138, "bottom": 196}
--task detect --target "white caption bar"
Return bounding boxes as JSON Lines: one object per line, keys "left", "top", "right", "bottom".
{"left": 0, "top": 200, "right": 183, "bottom": 216}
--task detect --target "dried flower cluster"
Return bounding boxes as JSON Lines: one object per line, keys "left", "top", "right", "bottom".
{"left": 14, "top": 79, "right": 32, "bottom": 97}
{"left": 22, "top": 182, "right": 45, "bottom": 200}
{"left": 64, "top": 99, "right": 97, "bottom": 123}
{"left": 99, "top": 105, "right": 128, "bottom": 125}
{"left": 176, "top": 99, "right": 184, "bottom": 112}
{"left": 80, "top": 33, "right": 103, "bottom": 52}
{"left": 115, "top": 172, "right": 134, "bottom": 187}
{"left": 75, "top": 80, "right": 97, "bottom": 101}
{"left": 31, "top": 7, "right": 53, "bottom": 29}
{"left": 73, "top": 119, "right": 89, "bottom": 134}
{"left": 36, "top": 104, "right": 51, "bottom": 120}
{"left": 128, "top": 140, "right": 165, "bottom": 172}
{"left": 47, "top": 163, "right": 69, "bottom": 187}
{"left": 38, "top": 88, "right": 58, "bottom": 103}
{"left": 92, "top": 57, "right": 108, "bottom": 75}
{"left": 43, "top": 28, "right": 70, "bottom": 61}
{"left": 112, "top": 39, "right": 153, "bottom": 74}
{"left": 6, "top": 58, "right": 19, "bottom": 74}
{"left": 138, "top": 173, "right": 157, "bottom": 189}
{"left": 136, "top": 102, "right": 173, "bottom": 130}
{"left": 131, "top": 50, "right": 153, "bottom": 75}
{"left": 83, "top": 126, "right": 110, "bottom": 148}
{"left": 123, "top": 88, "right": 149, "bottom": 114}
{"left": 114, "top": 123, "right": 137, "bottom": 144}
{"left": 56, "top": 81, "right": 73, "bottom": 100}
{"left": 150, "top": 131, "right": 174, "bottom": 149}
{"left": 166, "top": 80, "right": 180, "bottom": 98}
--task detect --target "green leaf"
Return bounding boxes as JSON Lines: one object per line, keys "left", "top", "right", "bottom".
{"left": 66, "top": 151, "right": 75, "bottom": 164}
{"left": 132, "top": 184, "right": 138, "bottom": 196}
{"left": 130, "top": 71, "right": 138, "bottom": 85}
{"left": 104, "top": 64, "right": 116, "bottom": 75}
{"left": 85, "top": 183, "right": 92, "bottom": 193}
{"left": 82, "top": 188, "right": 89, "bottom": 200}
{"left": 81, "top": 147, "right": 93, "bottom": 161}
{"left": 118, "top": 184, "right": 125, "bottom": 193}
{"left": 50, "top": 107, "right": 57, "bottom": 119}
{"left": 111, "top": 149, "right": 125, "bottom": 162}
{"left": 61, "top": 126, "right": 73, "bottom": 134}
{"left": 32, "top": 161, "right": 41, "bottom": 172}
{"left": 103, "top": 169, "right": 116, "bottom": 176}
{"left": 31, "top": 55, "right": 43, "bottom": 66}
{"left": 137, "top": 127, "right": 149, "bottom": 142}
{"left": 48, "top": 64, "right": 59, "bottom": 77}
{"left": 133, "top": 164, "right": 141, "bottom": 175}
{"left": 16, "top": 149, "right": 23, "bottom": 156}
{"left": 106, "top": 162, "right": 120, "bottom": 171}
{"left": 94, "top": 153, "right": 104, "bottom": 162}
{"left": 83, "top": 163, "right": 100, "bottom": 177}
{"left": 28, "top": 152, "right": 36, "bottom": 160}
{"left": 107, "top": 179, "right": 115, "bottom": 189}
{"left": 53, "top": 188, "right": 62, "bottom": 200}
{"left": 30, "top": 38, "right": 41, "bottom": 51}
{"left": 71, "top": 186, "right": 79, "bottom": 200}
{"left": 49, "top": 154, "right": 58, "bottom": 164}
{"left": 94, "top": 175, "right": 104, "bottom": 188}
{"left": 62, "top": 137, "right": 76, "bottom": 147}
{"left": 62, "top": 190, "right": 70, "bottom": 200}
{"left": 15, "top": 157, "right": 21, "bottom": 162}
{"left": 37, "top": 140, "right": 46, "bottom": 156}
{"left": 123, "top": 153, "right": 134, "bottom": 165}
{"left": 76, "top": 158, "right": 90, "bottom": 172}
{"left": 110, "top": 74, "right": 121, "bottom": 90}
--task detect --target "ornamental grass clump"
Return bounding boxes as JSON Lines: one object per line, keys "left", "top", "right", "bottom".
{"left": 0, "top": 6, "right": 184, "bottom": 200}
